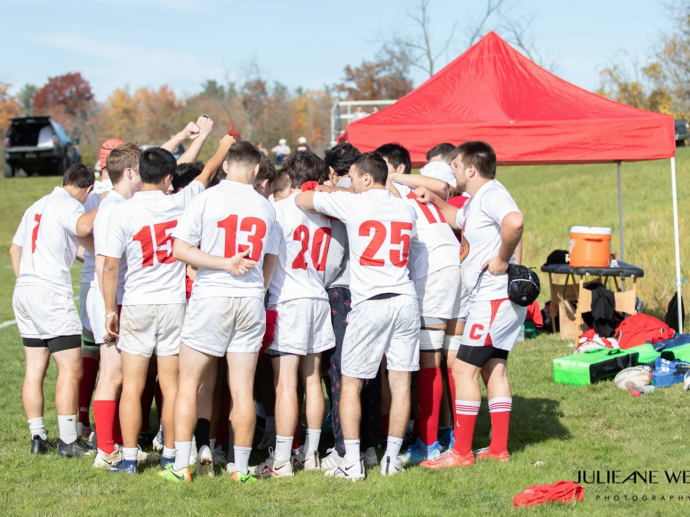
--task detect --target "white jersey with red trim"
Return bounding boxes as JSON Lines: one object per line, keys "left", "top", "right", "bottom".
{"left": 267, "top": 192, "right": 331, "bottom": 305}
{"left": 394, "top": 182, "right": 460, "bottom": 279}
{"left": 312, "top": 189, "right": 419, "bottom": 308}
{"left": 172, "top": 180, "right": 276, "bottom": 301}
{"left": 91, "top": 190, "right": 128, "bottom": 302}
{"left": 103, "top": 181, "right": 205, "bottom": 305}
{"left": 455, "top": 180, "right": 521, "bottom": 302}
{"left": 14, "top": 187, "right": 85, "bottom": 297}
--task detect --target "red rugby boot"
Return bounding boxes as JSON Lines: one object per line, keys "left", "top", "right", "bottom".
{"left": 419, "top": 448, "right": 475, "bottom": 469}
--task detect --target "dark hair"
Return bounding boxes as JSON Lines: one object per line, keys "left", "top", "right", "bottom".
{"left": 375, "top": 143, "right": 411, "bottom": 175}
{"left": 225, "top": 140, "right": 261, "bottom": 168}
{"left": 106, "top": 142, "right": 140, "bottom": 184}
{"left": 271, "top": 170, "right": 291, "bottom": 195}
{"left": 456, "top": 141, "right": 497, "bottom": 179}
{"left": 324, "top": 143, "right": 361, "bottom": 177}
{"left": 253, "top": 155, "right": 278, "bottom": 191}
{"left": 426, "top": 143, "right": 457, "bottom": 164}
{"left": 214, "top": 164, "right": 226, "bottom": 184}
{"left": 173, "top": 161, "right": 204, "bottom": 192}
{"left": 351, "top": 152, "right": 388, "bottom": 186}
{"left": 63, "top": 163, "right": 95, "bottom": 188}
{"left": 139, "top": 147, "right": 177, "bottom": 184}
{"left": 287, "top": 151, "right": 324, "bottom": 189}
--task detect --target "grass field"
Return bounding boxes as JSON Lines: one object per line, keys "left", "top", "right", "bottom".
{"left": 0, "top": 153, "right": 689, "bottom": 516}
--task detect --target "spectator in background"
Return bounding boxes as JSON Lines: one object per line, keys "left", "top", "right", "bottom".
{"left": 296, "top": 137, "right": 310, "bottom": 153}
{"left": 349, "top": 106, "right": 368, "bottom": 124}
{"left": 257, "top": 142, "right": 269, "bottom": 158}
{"left": 372, "top": 106, "right": 379, "bottom": 114}
{"left": 272, "top": 139, "right": 291, "bottom": 166}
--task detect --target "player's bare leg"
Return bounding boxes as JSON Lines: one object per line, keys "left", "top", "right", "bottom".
{"left": 381, "top": 370, "right": 410, "bottom": 474}
{"left": 295, "top": 353, "right": 323, "bottom": 470}
{"left": 156, "top": 354, "right": 179, "bottom": 465}
{"left": 269, "top": 354, "right": 299, "bottom": 470}
{"left": 118, "top": 351, "right": 149, "bottom": 469}
{"left": 227, "top": 351, "right": 259, "bottom": 476}
{"left": 194, "top": 356, "right": 216, "bottom": 476}
{"left": 170, "top": 344, "right": 214, "bottom": 476}
{"left": 478, "top": 358, "right": 511, "bottom": 461}
{"left": 93, "top": 343, "right": 123, "bottom": 457}
{"left": 23, "top": 347, "right": 51, "bottom": 422}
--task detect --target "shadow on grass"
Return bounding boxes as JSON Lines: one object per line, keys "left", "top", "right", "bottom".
{"left": 474, "top": 395, "right": 571, "bottom": 453}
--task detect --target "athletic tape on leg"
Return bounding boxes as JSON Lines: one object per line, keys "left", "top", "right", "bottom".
{"left": 420, "top": 328, "right": 445, "bottom": 351}
{"left": 443, "top": 335, "right": 462, "bottom": 351}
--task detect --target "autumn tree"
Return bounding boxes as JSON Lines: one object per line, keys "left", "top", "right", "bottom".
{"left": 337, "top": 46, "right": 414, "bottom": 100}
{"left": 33, "top": 73, "right": 95, "bottom": 139}
{"left": 0, "top": 82, "right": 22, "bottom": 134}
{"left": 18, "top": 84, "right": 37, "bottom": 116}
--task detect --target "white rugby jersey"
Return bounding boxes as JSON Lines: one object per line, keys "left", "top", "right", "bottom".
{"left": 14, "top": 187, "right": 85, "bottom": 297}
{"left": 267, "top": 192, "right": 331, "bottom": 305}
{"left": 456, "top": 180, "right": 521, "bottom": 302}
{"left": 104, "top": 181, "right": 204, "bottom": 306}
{"left": 394, "top": 182, "right": 460, "bottom": 279}
{"left": 313, "top": 189, "right": 418, "bottom": 307}
{"left": 172, "top": 180, "right": 276, "bottom": 301}
{"left": 91, "top": 190, "right": 127, "bottom": 303}
{"left": 80, "top": 183, "right": 112, "bottom": 284}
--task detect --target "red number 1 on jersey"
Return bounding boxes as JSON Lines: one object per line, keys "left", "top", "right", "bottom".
{"left": 217, "top": 214, "right": 267, "bottom": 262}
{"left": 31, "top": 214, "right": 41, "bottom": 253}
{"left": 405, "top": 191, "right": 446, "bottom": 224}
{"left": 133, "top": 220, "right": 177, "bottom": 267}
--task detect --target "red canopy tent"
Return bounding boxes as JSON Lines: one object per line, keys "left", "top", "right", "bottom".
{"left": 340, "top": 32, "right": 683, "bottom": 330}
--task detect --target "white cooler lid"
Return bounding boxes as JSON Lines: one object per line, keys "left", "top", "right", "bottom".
{"left": 570, "top": 226, "right": 612, "bottom": 235}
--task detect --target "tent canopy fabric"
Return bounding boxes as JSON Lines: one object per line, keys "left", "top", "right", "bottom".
{"left": 341, "top": 32, "right": 675, "bottom": 167}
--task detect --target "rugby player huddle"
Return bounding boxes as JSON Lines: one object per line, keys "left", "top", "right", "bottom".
{"left": 10, "top": 114, "right": 526, "bottom": 483}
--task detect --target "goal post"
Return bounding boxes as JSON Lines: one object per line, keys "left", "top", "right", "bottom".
{"left": 330, "top": 99, "right": 397, "bottom": 146}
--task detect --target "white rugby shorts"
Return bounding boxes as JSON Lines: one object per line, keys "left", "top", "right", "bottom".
{"left": 341, "top": 294, "right": 420, "bottom": 379}
{"left": 181, "top": 296, "right": 265, "bottom": 357}
{"left": 414, "top": 265, "right": 463, "bottom": 321}
{"left": 461, "top": 298, "right": 527, "bottom": 352}
{"left": 79, "top": 281, "right": 92, "bottom": 332}
{"left": 117, "top": 304, "right": 186, "bottom": 358}
{"left": 86, "top": 286, "right": 107, "bottom": 345}
{"left": 13, "top": 285, "right": 82, "bottom": 340}
{"left": 268, "top": 298, "right": 335, "bottom": 356}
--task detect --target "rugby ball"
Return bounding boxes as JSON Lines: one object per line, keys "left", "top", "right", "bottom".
{"left": 574, "top": 340, "right": 607, "bottom": 354}
{"left": 614, "top": 367, "right": 652, "bottom": 390}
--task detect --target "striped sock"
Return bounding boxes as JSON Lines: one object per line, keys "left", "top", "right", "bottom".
{"left": 452, "top": 400, "right": 481, "bottom": 455}
{"left": 488, "top": 397, "right": 512, "bottom": 454}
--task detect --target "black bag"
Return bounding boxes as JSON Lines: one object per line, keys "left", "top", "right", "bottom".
{"left": 665, "top": 294, "right": 686, "bottom": 333}
{"left": 507, "top": 264, "right": 540, "bottom": 307}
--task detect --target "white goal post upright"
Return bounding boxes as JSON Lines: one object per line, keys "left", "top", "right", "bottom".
{"left": 330, "top": 99, "right": 397, "bottom": 146}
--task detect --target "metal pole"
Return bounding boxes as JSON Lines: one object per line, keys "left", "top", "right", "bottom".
{"left": 617, "top": 161, "right": 624, "bottom": 262}
{"left": 671, "top": 157, "right": 684, "bottom": 333}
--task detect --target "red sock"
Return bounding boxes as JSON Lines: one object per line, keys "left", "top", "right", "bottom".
{"left": 140, "top": 375, "right": 156, "bottom": 433}
{"left": 114, "top": 399, "right": 123, "bottom": 446}
{"left": 380, "top": 413, "right": 390, "bottom": 436}
{"left": 93, "top": 400, "right": 118, "bottom": 454}
{"left": 78, "top": 357, "right": 99, "bottom": 427}
{"left": 418, "top": 367, "right": 443, "bottom": 445}
{"left": 488, "top": 397, "right": 512, "bottom": 453}
{"left": 292, "top": 410, "right": 302, "bottom": 450}
{"left": 452, "top": 400, "right": 480, "bottom": 455}
{"left": 154, "top": 380, "right": 163, "bottom": 425}
{"left": 447, "top": 369, "right": 456, "bottom": 405}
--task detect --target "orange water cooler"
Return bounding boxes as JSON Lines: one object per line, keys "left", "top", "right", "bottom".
{"left": 568, "top": 226, "right": 612, "bottom": 268}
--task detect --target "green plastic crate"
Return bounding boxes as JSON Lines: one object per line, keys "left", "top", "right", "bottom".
{"left": 553, "top": 348, "right": 639, "bottom": 386}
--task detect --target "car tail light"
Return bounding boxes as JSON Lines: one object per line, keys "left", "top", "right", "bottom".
{"left": 52, "top": 135, "right": 58, "bottom": 147}
{"left": 3, "top": 137, "right": 8, "bottom": 148}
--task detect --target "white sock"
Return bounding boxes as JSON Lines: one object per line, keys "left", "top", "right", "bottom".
{"left": 28, "top": 417, "right": 47, "bottom": 440}
{"left": 122, "top": 447, "right": 138, "bottom": 462}
{"left": 384, "top": 436, "right": 403, "bottom": 460}
{"left": 162, "top": 447, "right": 176, "bottom": 459}
{"left": 265, "top": 416, "right": 276, "bottom": 432}
{"left": 234, "top": 446, "right": 252, "bottom": 474}
{"left": 303, "top": 429, "right": 321, "bottom": 453}
{"left": 256, "top": 402, "right": 266, "bottom": 418}
{"left": 174, "top": 441, "right": 192, "bottom": 471}
{"left": 344, "top": 439, "right": 360, "bottom": 462}
{"left": 57, "top": 415, "right": 77, "bottom": 444}
{"left": 275, "top": 435, "right": 292, "bottom": 462}
{"left": 209, "top": 438, "right": 216, "bottom": 450}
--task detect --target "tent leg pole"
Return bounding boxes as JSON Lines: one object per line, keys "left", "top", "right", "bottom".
{"left": 671, "top": 157, "right": 683, "bottom": 333}
{"left": 617, "top": 161, "right": 625, "bottom": 289}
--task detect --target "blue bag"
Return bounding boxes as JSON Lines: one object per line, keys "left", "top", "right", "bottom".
{"left": 653, "top": 334, "right": 690, "bottom": 351}
{"left": 651, "top": 357, "right": 690, "bottom": 387}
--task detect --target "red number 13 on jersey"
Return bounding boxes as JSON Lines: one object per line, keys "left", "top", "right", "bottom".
{"left": 217, "top": 215, "right": 267, "bottom": 262}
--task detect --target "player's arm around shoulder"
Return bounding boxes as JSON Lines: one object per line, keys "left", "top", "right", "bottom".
{"left": 414, "top": 186, "right": 460, "bottom": 230}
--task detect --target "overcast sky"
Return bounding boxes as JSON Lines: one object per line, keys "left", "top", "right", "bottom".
{"left": 0, "top": 0, "right": 672, "bottom": 100}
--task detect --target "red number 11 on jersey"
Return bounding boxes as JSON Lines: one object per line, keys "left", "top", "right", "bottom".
{"left": 133, "top": 220, "right": 178, "bottom": 267}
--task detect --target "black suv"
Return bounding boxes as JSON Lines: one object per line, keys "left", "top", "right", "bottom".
{"left": 675, "top": 119, "right": 689, "bottom": 146}
{"left": 3, "top": 116, "right": 81, "bottom": 177}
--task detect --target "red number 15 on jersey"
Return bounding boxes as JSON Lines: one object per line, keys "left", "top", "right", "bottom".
{"left": 133, "top": 220, "right": 177, "bottom": 267}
